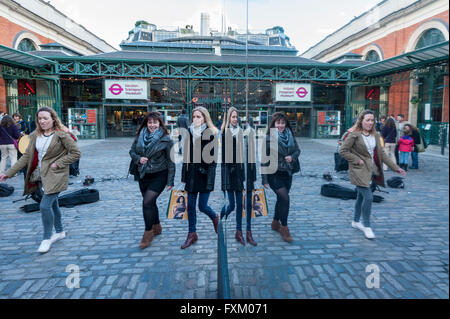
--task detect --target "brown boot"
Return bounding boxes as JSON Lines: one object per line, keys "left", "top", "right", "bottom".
{"left": 279, "top": 226, "right": 293, "bottom": 243}
{"left": 139, "top": 230, "right": 154, "bottom": 249}
{"left": 235, "top": 230, "right": 245, "bottom": 246}
{"left": 246, "top": 230, "right": 257, "bottom": 246}
{"left": 271, "top": 219, "right": 281, "bottom": 232}
{"left": 181, "top": 232, "right": 198, "bottom": 249}
{"left": 213, "top": 215, "right": 219, "bottom": 234}
{"left": 152, "top": 223, "right": 162, "bottom": 236}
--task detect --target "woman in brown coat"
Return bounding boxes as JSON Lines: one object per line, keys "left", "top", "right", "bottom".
{"left": 0, "top": 107, "right": 81, "bottom": 253}
{"left": 339, "top": 110, "right": 405, "bottom": 239}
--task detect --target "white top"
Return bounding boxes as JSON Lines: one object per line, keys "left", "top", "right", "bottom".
{"left": 361, "top": 133, "right": 376, "bottom": 164}
{"left": 36, "top": 133, "right": 55, "bottom": 168}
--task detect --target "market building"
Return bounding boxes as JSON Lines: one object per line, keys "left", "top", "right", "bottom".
{"left": 301, "top": 0, "right": 449, "bottom": 145}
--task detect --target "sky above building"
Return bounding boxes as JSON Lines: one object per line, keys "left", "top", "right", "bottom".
{"left": 47, "top": 0, "right": 381, "bottom": 53}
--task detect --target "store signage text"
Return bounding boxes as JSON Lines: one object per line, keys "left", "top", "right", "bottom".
{"left": 275, "top": 83, "right": 311, "bottom": 102}
{"left": 104, "top": 80, "right": 148, "bottom": 100}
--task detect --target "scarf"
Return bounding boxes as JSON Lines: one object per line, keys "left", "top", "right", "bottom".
{"left": 190, "top": 123, "right": 207, "bottom": 138}
{"left": 136, "top": 127, "right": 164, "bottom": 157}
{"left": 278, "top": 128, "right": 294, "bottom": 148}
{"left": 229, "top": 123, "right": 240, "bottom": 137}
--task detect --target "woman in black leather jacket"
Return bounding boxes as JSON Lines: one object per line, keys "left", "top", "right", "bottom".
{"left": 180, "top": 106, "right": 219, "bottom": 249}
{"left": 129, "top": 112, "right": 175, "bottom": 249}
{"left": 262, "top": 112, "right": 300, "bottom": 243}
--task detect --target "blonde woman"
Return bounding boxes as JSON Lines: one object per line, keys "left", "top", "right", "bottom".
{"left": 0, "top": 107, "right": 81, "bottom": 253}
{"left": 180, "top": 106, "right": 219, "bottom": 249}
{"left": 220, "top": 107, "right": 257, "bottom": 246}
{"left": 339, "top": 110, "right": 405, "bottom": 239}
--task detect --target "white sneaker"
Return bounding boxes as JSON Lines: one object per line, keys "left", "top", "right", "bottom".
{"left": 361, "top": 227, "right": 376, "bottom": 239}
{"left": 50, "top": 231, "right": 66, "bottom": 243}
{"left": 37, "top": 239, "right": 53, "bottom": 253}
{"left": 351, "top": 221, "right": 364, "bottom": 231}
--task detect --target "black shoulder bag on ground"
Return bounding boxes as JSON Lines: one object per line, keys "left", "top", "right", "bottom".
{"left": 0, "top": 183, "right": 14, "bottom": 197}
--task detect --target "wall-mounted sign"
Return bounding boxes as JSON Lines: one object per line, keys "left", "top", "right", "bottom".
{"left": 275, "top": 83, "right": 311, "bottom": 102}
{"left": 104, "top": 80, "right": 148, "bottom": 100}
{"left": 424, "top": 103, "right": 431, "bottom": 121}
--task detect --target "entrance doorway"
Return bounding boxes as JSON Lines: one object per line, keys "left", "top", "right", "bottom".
{"left": 106, "top": 105, "right": 148, "bottom": 137}
{"left": 275, "top": 108, "right": 311, "bottom": 137}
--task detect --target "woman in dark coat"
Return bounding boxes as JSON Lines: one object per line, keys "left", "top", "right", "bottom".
{"left": 181, "top": 106, "right": 219, "bottom": 249}
{"left": 129, "top": 112, "right": 175, "bottom": 249}
{"left": 262, "top": 112, "right": 301, "bottom": 243}
{"left": 220, "top": 107, "right": 257, "bottom": 246}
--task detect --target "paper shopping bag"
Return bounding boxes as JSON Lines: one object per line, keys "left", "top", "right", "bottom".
{"left": 242, "top": 188, "right": 268, "bottom": 218}
{"left": 166, "top": 189, "right": 188, "bottom": 220}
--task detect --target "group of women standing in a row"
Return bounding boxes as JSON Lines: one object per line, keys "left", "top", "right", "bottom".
{"left": 129, "top": 107, "right": 301, "bottom": 250}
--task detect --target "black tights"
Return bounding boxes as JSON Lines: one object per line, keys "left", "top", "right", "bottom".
{"left": 273, "top": 187, "right": 290, "bottom": 226}
{"left": 143, "top": 190, "right": 161, "bottom": 231}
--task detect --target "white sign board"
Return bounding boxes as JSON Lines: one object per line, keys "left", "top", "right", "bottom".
{"left": 424, "top": 103, "right": 431, "bottom": 121}
{"left": 275, "top": 83, "right": 311, "bottom": 102}
{"left": 104, "top": 80, "right": 148, "bottom": 100}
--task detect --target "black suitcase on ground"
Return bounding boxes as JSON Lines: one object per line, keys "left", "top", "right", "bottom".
{"left": 0, "top": 183, "right": 14, "bottom": 197}
{"left": 320, "top": 183, "right": 384, "bottom": 203}
{"left": 21, "top": 188, "right": 100, "bottom": 213}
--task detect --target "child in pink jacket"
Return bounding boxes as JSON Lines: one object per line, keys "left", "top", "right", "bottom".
{"left": 398, "top": 135, "right": 414, "bottom": 170}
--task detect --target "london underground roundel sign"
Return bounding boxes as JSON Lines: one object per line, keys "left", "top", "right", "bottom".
{"left": 109, "top": 84, "right": 124, "bottom": 95}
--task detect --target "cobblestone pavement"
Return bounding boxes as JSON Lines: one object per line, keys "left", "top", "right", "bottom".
{"left": 0, "top": 138, "right": 448, "bottom": 299}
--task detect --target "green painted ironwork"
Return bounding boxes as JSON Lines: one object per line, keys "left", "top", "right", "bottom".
{"left": 418, "top": 122, "right": 448, "bottom": 146}
{"left": 0, "top": 65, "right": 35, "bottom": 80}
{"left": 6, "top": 95, "right": 59, "bottom": 120}
{"left": 52, "top": 59, "right": 352, "bottom": 81}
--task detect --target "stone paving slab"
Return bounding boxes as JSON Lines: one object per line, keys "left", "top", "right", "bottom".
{"left": 0, "top": 137, "right": 448, "bottom": 299}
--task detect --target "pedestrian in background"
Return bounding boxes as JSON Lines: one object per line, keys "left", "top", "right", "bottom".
{"left": 0, "top": 107, "right": 81, "bottom": 253}
{"left": 12, "top": 112, "right": 29, "bottom": 135}
{"left": 395, "top": 114, "right": 409, "bottom": 164}
{"left": 0, "top": 115, "right": 20, "bottom": 175}
{"left": 220, "top": 107, "right": 257, "bottom": 246}
{"left": 407, "top": 124, "right": 421, "bottom": 169}
{"left": 129, "top": 111, "right": 175, "bottom": 249}
{"left": 176, "top": 108, "right": 189, "bottom": 155}
{"left": 339, "top": 110, "right": 405, "bottom": 240}
{"left": 375, "top": 115, "right": 386, "bottom": 132}
{"left": 262, "top": 112, "right": 301, "bottom": 243}
{"left": 181, "top": 106, "right": 219, "bottom": 249}
{"left": 381, "top": 117, "right": 397, "bottom": 171}
{"left": 398, "top": 125, "right": 414, "bottom": 171}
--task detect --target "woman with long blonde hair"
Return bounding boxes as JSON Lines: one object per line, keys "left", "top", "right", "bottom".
{"left": 220, "top": 107, "right": 257, "bottom": 246}
{"left": 180, "top": 107, "right": 219, "bottom": 249}
{"left": 340, "top": 110, "right": 405, "bottom": 239}
{"left": 0, "top": 107, "right": 81, "bottom": 253}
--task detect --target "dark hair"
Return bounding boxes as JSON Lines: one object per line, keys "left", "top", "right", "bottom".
{"left": 12, "top": 112, "right": 22, "bottom": 120}
{"left": 177, "top": 196, "right": 186, "bottom": 204}
{"left": 0, "top": 115, "right": 15, "bottom": 128}
{"left": 181, "top": 108, "right": 187, "bottom": 115}
{"left": 135, "top": 111, "right": 169, "bottom": 138}
{"left": 253, "top": 194, "right": 260, "bottom": 202}
{"left": 379, "top": 115, "right": 386, "bottom": 120}
{"left": 384, "top": 117, "right": 396, "bottom": 129}
{"left": 267, "top": 112, "right": 294, "bottom": 135}
{"left": 397, "top": 114, "right": 405, "bottom": 119}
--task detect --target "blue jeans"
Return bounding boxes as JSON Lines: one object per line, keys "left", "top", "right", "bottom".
{"left": 399, "top": 151, "right": 410, "bottom": 165}
{"left": 187, "top": 192, "right": 217, "bottom": 233}
{"left": 40, "top": 193, "right": 63, "bottom": 240}
{"left": 221, "top": 191, "right": 252, "bottom": 231}
{"left": 354, "top": 186, "right": 372, "bottom": 227}
{"left": 411, "top": 151, "right": 418, "bottom": 168}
